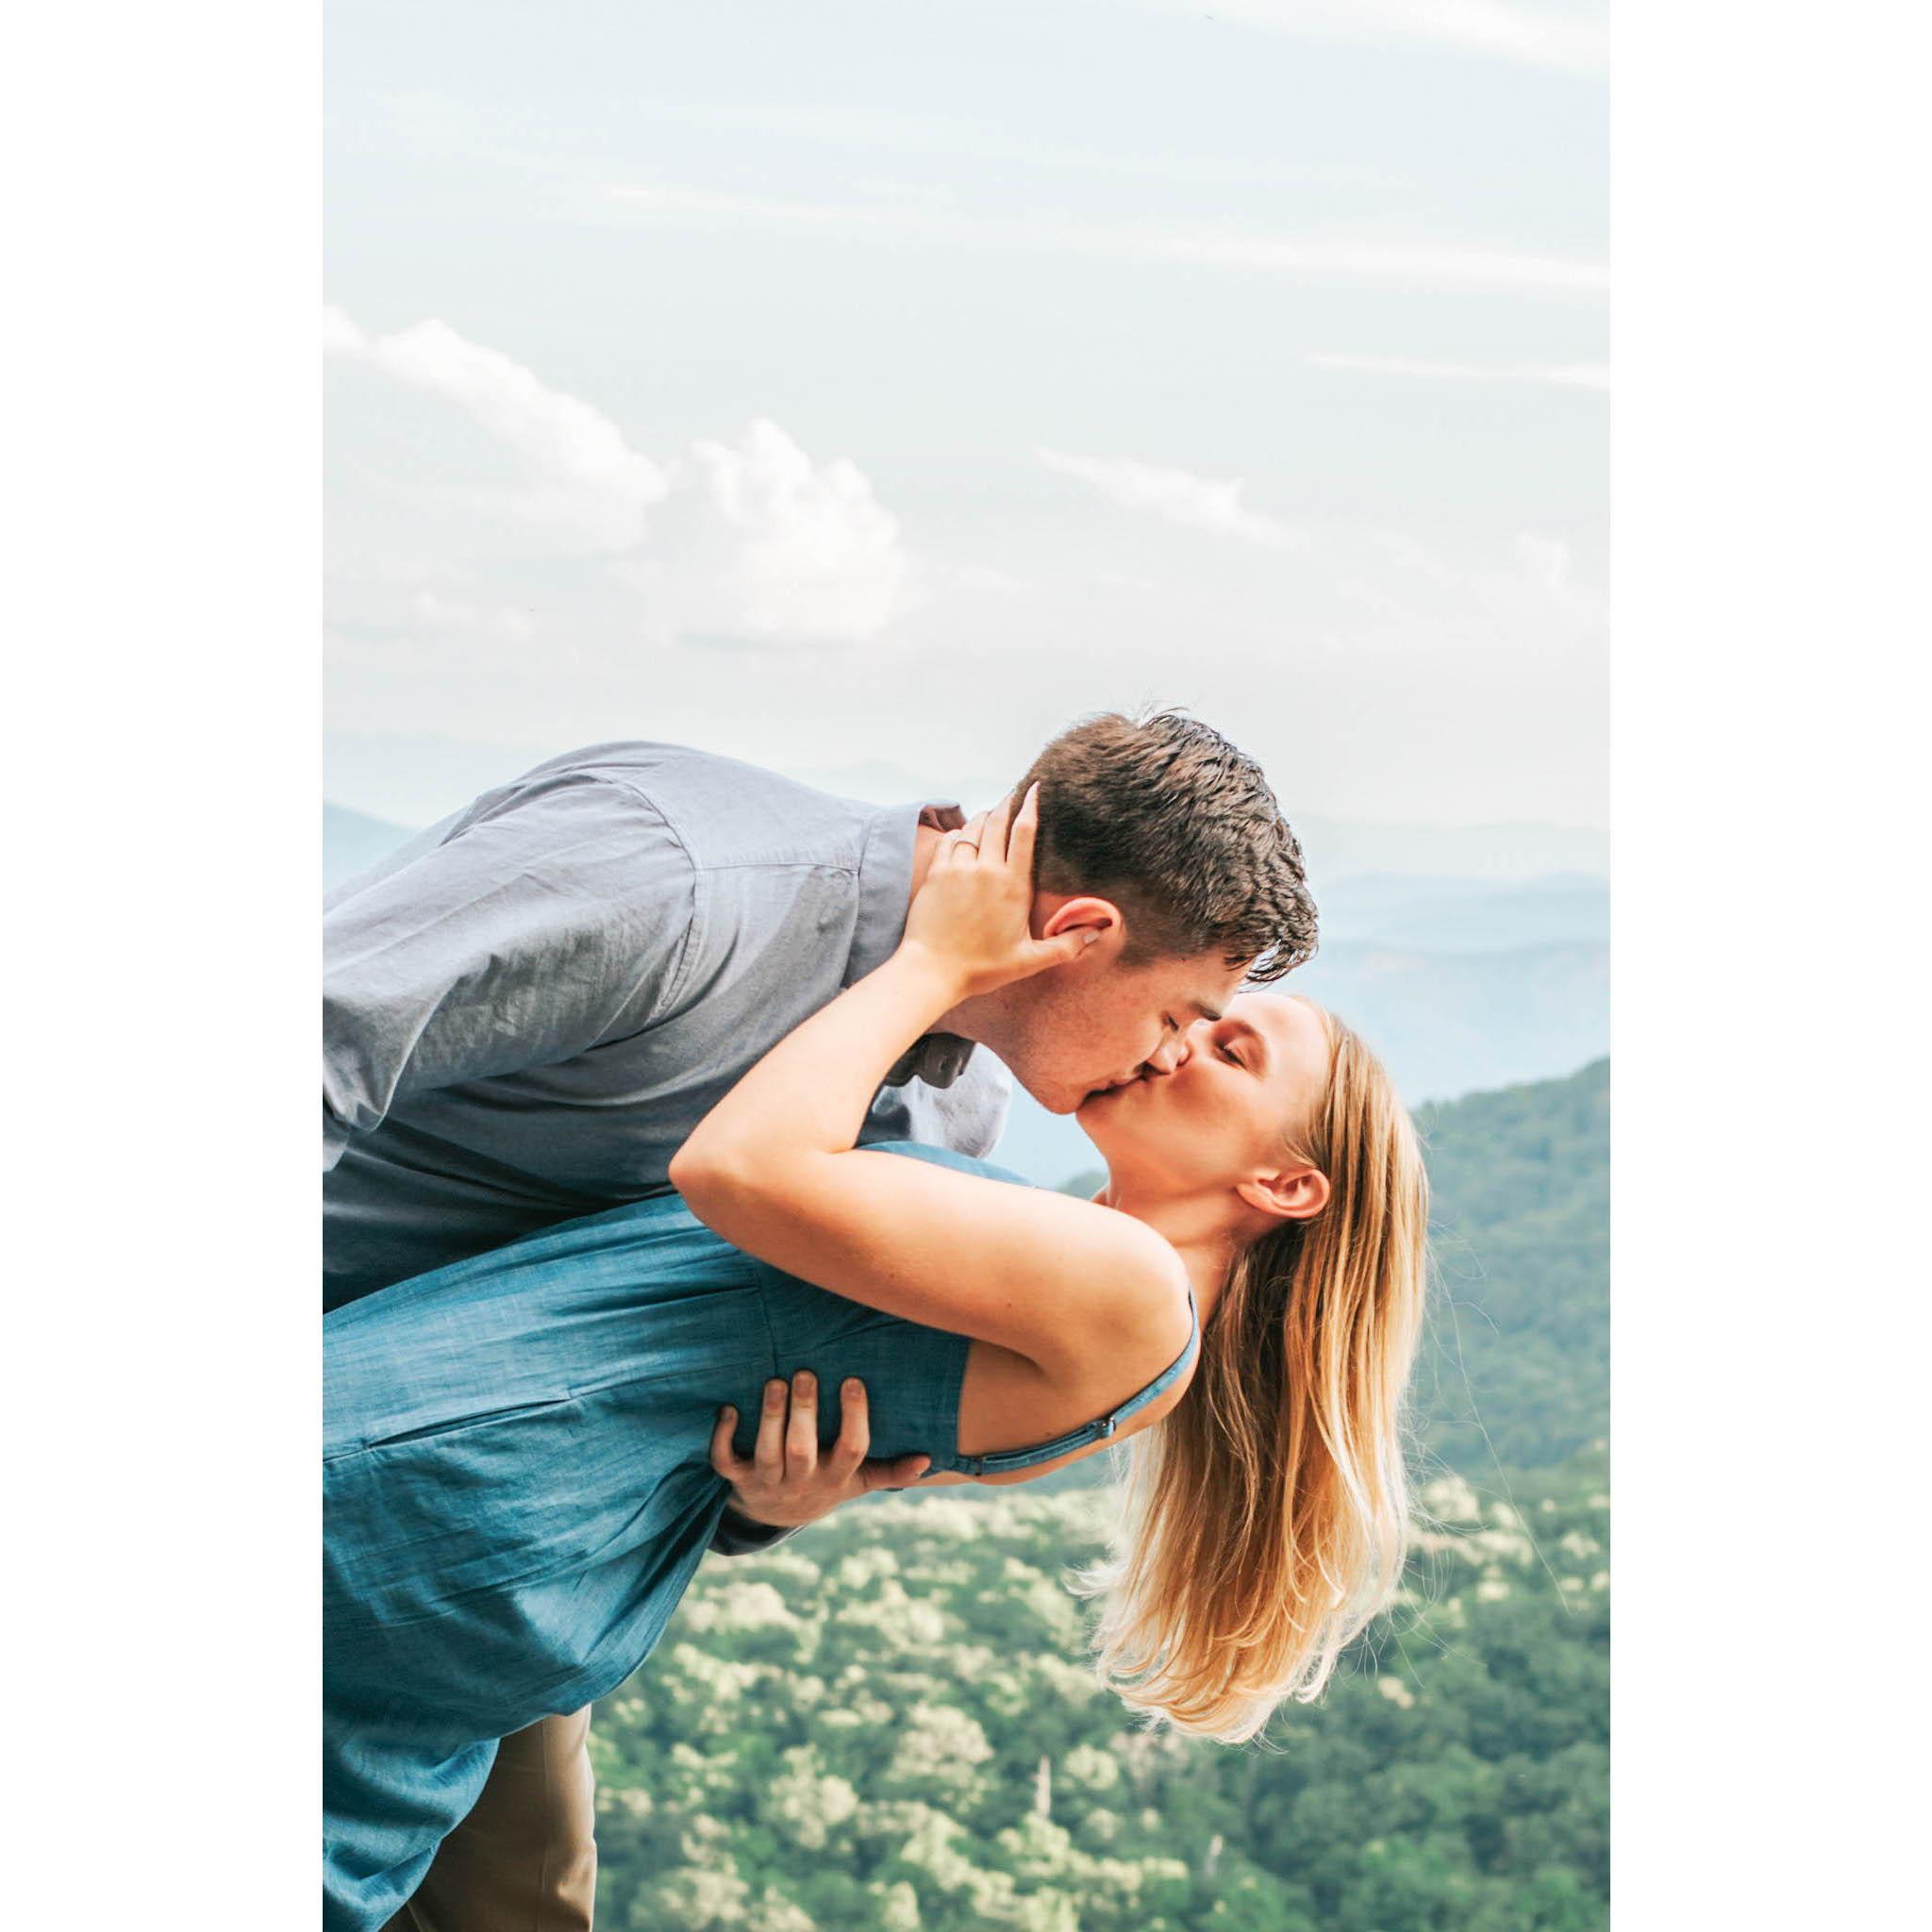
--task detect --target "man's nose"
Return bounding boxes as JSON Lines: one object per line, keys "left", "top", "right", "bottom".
{"left": 1141, "top": 1032, "right": 1190, "bottom": 1078}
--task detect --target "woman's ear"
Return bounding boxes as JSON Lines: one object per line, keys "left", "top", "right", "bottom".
{"left": 1236, "top": 1164, "right": 1330, "bottom": 1223}
{"left": 1037, "top": 894, "right": 1122, "bottom": 949}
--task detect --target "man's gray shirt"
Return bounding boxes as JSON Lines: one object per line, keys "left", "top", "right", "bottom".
{"left": 324, "top": 741, "right": 1011, "bottom": 1309}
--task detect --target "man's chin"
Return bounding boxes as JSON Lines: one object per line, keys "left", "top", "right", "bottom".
{"left": 1018, "top": 1080, "right": 1103, "bottom": 1118}
{"left": 1037, "top": 1090, "right": 1090, "bottom": 1117}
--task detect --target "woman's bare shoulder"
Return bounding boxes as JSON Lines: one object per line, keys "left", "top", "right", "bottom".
{"left": 953, "top": 1213, "right": 1193, "bottom": 1464}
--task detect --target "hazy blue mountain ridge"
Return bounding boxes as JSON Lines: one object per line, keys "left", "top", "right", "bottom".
{"left": 1314, "top": 872, "right": 1608, "bottom": 952}
{"left": 324, "top": 803, "right": 420, "bottom": 894}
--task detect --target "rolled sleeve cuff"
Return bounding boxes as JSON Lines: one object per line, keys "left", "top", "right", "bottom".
{"left": 708, "top": 1507, "right": 804, "bottom": 1557}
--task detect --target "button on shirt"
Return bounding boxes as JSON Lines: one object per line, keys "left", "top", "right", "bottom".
{"left": 323, "top": 741, "right": 1011, "bottom": 1309}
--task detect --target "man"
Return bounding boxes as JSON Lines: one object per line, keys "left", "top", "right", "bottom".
{"left": 324, "top": 708, "right": 1318, "bottom": 1930}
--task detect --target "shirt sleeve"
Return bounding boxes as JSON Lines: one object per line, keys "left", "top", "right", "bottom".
{"left": 707, "top": 1507, "right": 803, "bottom": 1558}
{"left": 323, "top": 773, "right": 698, "bottom": 1171}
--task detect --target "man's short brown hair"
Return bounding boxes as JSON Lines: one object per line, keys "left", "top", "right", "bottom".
{"left": 1015, "top": 709, "right": 1318, "bottom": 983}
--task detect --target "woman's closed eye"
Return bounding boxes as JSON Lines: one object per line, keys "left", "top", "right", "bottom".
{"left": 1214, "top": 1019, "right": 1265, "bottom": 1071}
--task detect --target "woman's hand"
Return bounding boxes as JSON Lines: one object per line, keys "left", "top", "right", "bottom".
{"left": 899, "top": 784, "right": 1095, "bottom": 1000}
{"left": 710, "top": 1372, "right": 931, "bottom": 1530}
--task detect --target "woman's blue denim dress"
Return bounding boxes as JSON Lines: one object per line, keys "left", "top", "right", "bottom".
{"left": 323, "top": 1142, "right": 1198, "bottom": 1932}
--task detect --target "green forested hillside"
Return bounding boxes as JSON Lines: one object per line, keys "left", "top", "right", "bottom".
{"left": 593, "top": 1063, "right": 1610, "bottom": 1930}
{"left": 1415, "top": 1058, "right": 1608, "bottom": 1475}
{"left": 594, "top": 1476, "right": 1608, "bottom": 1932}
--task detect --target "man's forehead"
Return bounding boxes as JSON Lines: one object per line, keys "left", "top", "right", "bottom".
{"left": 1174, "top": 954, "right": 1249, "bottom": 1021}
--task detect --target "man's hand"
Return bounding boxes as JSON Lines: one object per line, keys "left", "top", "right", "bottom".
{"left": 710, "top": 1372, "right": 931, "bottom": 1531}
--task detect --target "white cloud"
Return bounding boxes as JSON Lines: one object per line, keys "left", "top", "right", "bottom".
{"left": 604, "top": 183, "right": 1607, "bottom": 298}
{"left": 1514, "top": 533, "right": 1576, "bottom": 591}
{"left": 621, "top": 419, "right": 922, "bottom": 646}
{"left": 325, "top": 308, "right": 670, "bottom": 548}
{"left": 323, "top": 305, "right": 367, "bottom": 355}
{"left": 1543, "top": 365, "right": 1612, "bottom": 391}
{"left": 1149, "top": 231, "right": 1606, "bottom": 294}
{"left": 1307, "top": 352, "right": 1610, "bottom": 388}
{"left": 1133, "top": 0, "right": 1607, "bottom": 74}
{"left": 1036, "top": 448, "right": 1306, "bottom": 549}
{"left": 405, "top": 591, "right": 539, "bottom": 642}
{"left": 630, "top": 100, "right": 1364, "bottom": 192}
{"left": 328, "top": 308, "right": 920, "bottom": 648}
{"left": 1357, "top": 527, "right": 1606, "bottom": 644}
{"left": 1514, "top": 534, "right": 1573, "bottom": 595}
{"left": 1481, "top": 530, "right": 1605, "bottom": 637}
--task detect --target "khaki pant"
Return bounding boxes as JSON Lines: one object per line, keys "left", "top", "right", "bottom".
{"left": 384, "top": 1708, "right": 597, "bottom": 1932}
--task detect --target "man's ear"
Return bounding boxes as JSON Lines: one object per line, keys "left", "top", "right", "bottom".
{"left": 1036, "top": 894, "right": 1122, "bottom": 950}
{"left": 1235, "top": 1165, "right": 1330, "bottom": 1224}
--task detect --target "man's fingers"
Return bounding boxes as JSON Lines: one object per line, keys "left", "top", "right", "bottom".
{"left": 785, "top": 1370, "right": 819, "bottom": 1477}
{"left": 709, "top": 1406, "right": 748, "bottom": 1484}
{"left": 830, "top": 1377, "right": 872, "bottom": 1476}
{"left": 859, "top": 1453, "right": 932, "bottom": 1492}
{"left": 753, "top": 1377, "right": 787, "bottom": 1483}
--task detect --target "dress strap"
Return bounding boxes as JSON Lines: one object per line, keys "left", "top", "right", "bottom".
{"left": 945, "top": 1287, "right": 1201, "bottom": 1479}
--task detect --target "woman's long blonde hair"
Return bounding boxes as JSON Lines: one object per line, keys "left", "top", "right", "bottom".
{"left": 1077, "top": 1002, "right": 1430, "bottom": 1743}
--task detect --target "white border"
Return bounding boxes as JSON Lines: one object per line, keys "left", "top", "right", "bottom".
{"left": 6, "top": 3, "right": 317, "bottom": 1920}
{"left": 7, "top": 2, "right": 1929, "bottom": 1922}
{"left": 1615, "top": 1, "right": 1927, "bottom": 1919}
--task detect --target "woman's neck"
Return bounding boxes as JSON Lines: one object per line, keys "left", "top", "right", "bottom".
{"left": 1104, "top": 1184, "right": 1242, "bottom": 1326}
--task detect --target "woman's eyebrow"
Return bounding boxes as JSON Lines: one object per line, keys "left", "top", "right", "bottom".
{"left": 1233, "top": 1017, "right": 1270, "bottom": 1068}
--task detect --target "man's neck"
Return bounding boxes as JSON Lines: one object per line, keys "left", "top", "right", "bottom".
{"left": 908, "top": 820, "right": 944, "bottom": 905}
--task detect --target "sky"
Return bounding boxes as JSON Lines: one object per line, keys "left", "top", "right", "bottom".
{"left": 325, "top": 0, "right": 1607, "bottom": 834}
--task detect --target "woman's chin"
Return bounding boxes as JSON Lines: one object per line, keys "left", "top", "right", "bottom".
{"left": 1074, "top": 1087, "right": 1131, "bottom": 1151}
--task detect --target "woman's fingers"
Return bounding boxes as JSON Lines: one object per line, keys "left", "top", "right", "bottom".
{"left": 943, "top": 810, "right": 990, "bottom": 865}
{"left": 1035, "top": 929, "right": 1097, "bottom": 970}
{"left": 785, "top": 1371, "right": 819, "bottom": 1477}
{"left": 981, "top": 789, "right": 1017, "bottom": 866}
{"left": 1008, "top": 783, "right": 1041, "bottom": 875}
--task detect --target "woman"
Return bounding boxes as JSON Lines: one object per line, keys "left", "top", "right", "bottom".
{"left": 325, "top": 787, "right": 1429, "bottom": 1931}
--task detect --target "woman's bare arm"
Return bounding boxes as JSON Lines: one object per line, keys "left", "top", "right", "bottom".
{"left": 679, "top": 1135, "right": 1188, "bottom": 1382}
{"left": 669, "top": 792, "right": 1190, "bottom": 1385}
